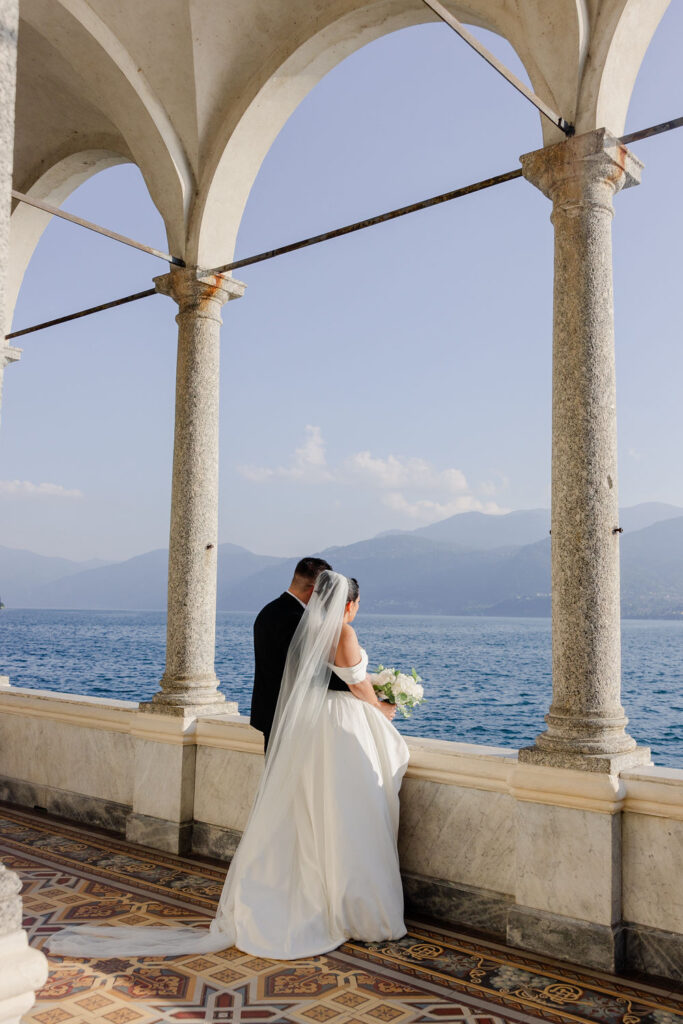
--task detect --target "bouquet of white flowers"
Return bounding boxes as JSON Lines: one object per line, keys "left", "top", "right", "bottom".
{"left": 369, "top": 665, "right": 425, "bottom": 718}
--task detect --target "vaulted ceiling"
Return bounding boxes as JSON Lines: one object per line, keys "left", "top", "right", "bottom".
{"left": 9, "top": 0, "right": 670, "bottom": 313}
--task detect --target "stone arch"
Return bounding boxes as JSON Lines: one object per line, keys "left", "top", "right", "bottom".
{"left": 187, "top": 0, "right": 587, "bottom": 269}
{"left": 576, "top": 0, "right": 671, "bottom": 137}
{"left": 17, "top": 0, "right": 195, "bottom": 261}
{"left": 7, "top": 149, "right": 131, "bottom": 327}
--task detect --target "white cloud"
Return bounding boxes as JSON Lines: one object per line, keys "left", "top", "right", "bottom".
{"left": 238, "top": 425, "right": 332, "bottom": 483}
{"left": 237, "top": 426, "right": 509, "bottom": 524}
{"left": 342, "top": 451, "right": 468, "bottom": 493}
{"left": 383, "top": 491, "right": 507, "bottom": 521}
{"left": 0, "top": 479, "right": 83, "bottom": 499}
{"left": 479, "top": 474, "right": 510, "bottom": 497}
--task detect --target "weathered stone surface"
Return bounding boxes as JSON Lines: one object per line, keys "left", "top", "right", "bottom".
{"left": 519, "top": 130, "right": 649, "bottom": 772}
{"left": 0, "top": 0, "right": 19, "bottom": 433}
{"left": 125, "top": 811, "right": 193, "bottom": 856}
{"left": 46, "top": 790, "right": 130, "bottom": 834}
{"left": 399, "top": 778, "right": 515, "bottom": 896}
{"left": 0, "top": 4, "right": 50, "bottom": 1016}
{"left": 402, "top": 872, "right": 511, "bottom": 939}
{"left": 194, "top": 744, "right": 263, "bottom": 834}
{"left": 624, "top": 921, "right": 683, "bottom": 983}
{"left": 0, "top": 707, "right": 135, "bottom": 806}
{"left": 141, "top": 269, "right": 245, "bottom": 718}
{"left": 515, "top": 800, "right": 621, "bottom": 926}
{"left": 0, "top": 774, "right": 131, "bottom": 833}
{"left": 0, "top": 864, "right": 21, "bottom": 937}
{"left": 0, "top": 930, "right": 49, "bottom": 1024}
{"left": 622, "top": 810, "right": 683, "bottom": 935}
{"left": 508, "top": 904, "right": 625, "bottom": 972}
{"left": 192, "top": 820, "right": 241, "bottom": 861}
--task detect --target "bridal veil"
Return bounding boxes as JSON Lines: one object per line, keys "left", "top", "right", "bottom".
{"left": 46, "top": 570, "right": 350, "bottom": 958}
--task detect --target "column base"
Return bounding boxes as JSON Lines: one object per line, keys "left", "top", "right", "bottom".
{"left": 139, "top": 696, "right": 238, "bottom": 718}
{"left": 125, "top": 812, "right": 193, "bottom": 856}
{"left": 508, "top": 905, "right": 625, "bottom": 972}
{"left": 0, "top": 930, "right": 48, "bottom": 1024}
{"left": 518, "top": 744, "right": 651, "bottom": 773}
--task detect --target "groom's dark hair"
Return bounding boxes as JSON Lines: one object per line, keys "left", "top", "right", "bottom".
{"left": 292, "top": 556, "right": 332, "bottom": 583}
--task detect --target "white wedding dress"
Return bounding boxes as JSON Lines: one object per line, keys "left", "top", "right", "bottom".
{"left": 47, "top": 573, "right": 410, "bottom": 961}
{"left": 216, "top": 649, "right": 409, "bottom": 957}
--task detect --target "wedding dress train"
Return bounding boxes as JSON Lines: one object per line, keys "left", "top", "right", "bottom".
{"left": 46, "top": 574, "right": 409, "bottom": 960}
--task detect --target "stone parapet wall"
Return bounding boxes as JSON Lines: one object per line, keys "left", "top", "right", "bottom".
{"left": 0, "top": 688, "right": 681, "bottom": 979}
{"left": 621, "top": 767, "right": 683, "bottom": 937}
{"left": 0, "top": 687, "right": 135, "bottom": 831}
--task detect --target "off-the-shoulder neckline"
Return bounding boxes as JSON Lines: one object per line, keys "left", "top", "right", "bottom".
{"left": 332, "top": 648, "right": 367, "bottom": 670}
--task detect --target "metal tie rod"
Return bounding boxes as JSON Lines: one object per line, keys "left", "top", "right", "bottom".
{"left": 204, "top": 168, "right": 522, "bottom": 278}
{"left": 6, "top": 114, "right": 683, "bottom": 341}
{"left": 11, "top": 190, "right": 185, "bottom": 267}
{"left": 6, "top": 167, "right": 523, "bottom": 340}
{"left": 419, "top": 0, "right": 574, "bottom": 137}
{"left": 6, "top": 288, "right": 157, "bottom": 340}
{"left": 620, "top": 114, "right": 683, "bottom": 146}
{"left": 204, "top": 116, "right": 683, "bottom": 279}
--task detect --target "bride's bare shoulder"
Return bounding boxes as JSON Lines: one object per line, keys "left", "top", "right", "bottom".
{"left": 334, "top": 623, "right": 361, "bottom": 667}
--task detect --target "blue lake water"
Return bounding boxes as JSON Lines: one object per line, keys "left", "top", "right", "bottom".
{"left": 1, "top": 609, "right": 681, "bottom": 767}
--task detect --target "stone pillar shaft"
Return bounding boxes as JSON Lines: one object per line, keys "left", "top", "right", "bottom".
{"left": 520, "top": 129, "right": 649, "bottom": 771}
{"left": 143, "top": 269, "right": 245, "bottom": 717}
{"left": 0, "top": 3, "right": 49, "bottom": 1020}
{"left": 0, "top": 343, "right": 20, "bottom": 427}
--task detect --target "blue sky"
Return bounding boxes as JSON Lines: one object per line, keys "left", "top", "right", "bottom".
{"left": 2, "top": 7, "right": 682, "bottom": 561}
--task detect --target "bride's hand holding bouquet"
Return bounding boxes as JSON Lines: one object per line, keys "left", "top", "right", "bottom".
{"left": 369, "top": 666, "right": 425, "bottom": 718}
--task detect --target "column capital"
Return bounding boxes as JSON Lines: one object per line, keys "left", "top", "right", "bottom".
{"left": 0, "top": 342, "right": 21, "bottom": 369}
{"left": 521, "top": 128, "right": 642, "bottom": 215}
{"left": 154, "top": 267, "right": 246, "bottom": 319}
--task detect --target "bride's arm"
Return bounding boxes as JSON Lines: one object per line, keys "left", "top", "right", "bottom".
{"left": 335, "top": 625, "right": 397, "bottom": 721}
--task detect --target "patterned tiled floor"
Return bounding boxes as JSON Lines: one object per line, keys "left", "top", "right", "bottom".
{"left": 2, "top": 804, "right": 682, "bottom": 1024}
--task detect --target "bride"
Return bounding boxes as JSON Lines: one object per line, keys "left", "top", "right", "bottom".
{"left": 47, "top": 570, "right": 410, "bottom": 960}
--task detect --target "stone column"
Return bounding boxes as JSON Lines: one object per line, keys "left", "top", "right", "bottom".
{"left": 141, "top": 268, "right": 245, "bottom": 718}
{"left": 519, "top": 129, "right": 650, "bottom": 773}
{"left": 0, "top": 342, "right": 20, "bottom": 427}
{"left": 0, "top": 864, "right": 48, "bottom": 1023}
{"left": 0, "top": 3, "right": 50, "bottom": 1020}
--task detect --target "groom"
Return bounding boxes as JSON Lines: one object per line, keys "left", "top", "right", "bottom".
{"left": 250, "top": 556, "right": 332, "bottom": 752}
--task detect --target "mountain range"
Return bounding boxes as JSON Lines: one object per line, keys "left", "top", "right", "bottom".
{"left": 2, "top": 502, "right": 683, "bottom": 619}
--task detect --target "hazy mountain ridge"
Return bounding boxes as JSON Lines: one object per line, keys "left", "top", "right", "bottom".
{"left": 2, "top": 504, "right": 683, "bottom": 619}
{"left": 0, "top": 545, "right": 112, "bottom": 605}
{"left": 7, "top": 544, "right": 285, "bottom": 611}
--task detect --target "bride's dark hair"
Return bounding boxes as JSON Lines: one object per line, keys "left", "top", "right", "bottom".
{"left": 313, "top": 572, "right": 359, "bottom": 605}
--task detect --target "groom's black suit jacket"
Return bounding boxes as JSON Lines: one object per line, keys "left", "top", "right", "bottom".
{"left": 251, "top": 591, "right": 349, "bottom": 751}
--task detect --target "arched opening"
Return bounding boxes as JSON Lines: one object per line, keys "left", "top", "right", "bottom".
{"left": 188, "top": 3, "right": 575, "bottom": 266}
{"left": 1, "top": 162, "right": 177, "bottom": 700}
{"left": 211, "top": 21, "right": 555, "bottom": 748}
{"left": 7, "top": 150, "right": 130, "bottom": 325}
